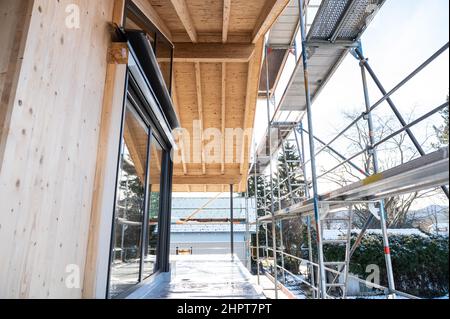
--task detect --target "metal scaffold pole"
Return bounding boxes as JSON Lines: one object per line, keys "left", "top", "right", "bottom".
{"left": 358, "top": 46, "right": 396, "bottom": 296}
{"left": 230, "top": 184, "right": 234, "bottom": 260}
{"left": 253, "top": 147, "right": 261, "bottom": 285}
{"left": 248, "top": 0, "right": 447, "bottom": 301}
{"left": 265, "top": 43, "right": 278, "bottom": 299}
{"left": 263, "top": 183, "right": 269, "bottom": 259}
{"left": 354, "top": 45, "right": 449, "bottom": 199}
{"left": 245, "top": 189, "right": 251, "bottom": 270}
{"left": 278, "top": 220, "right": 286, "bottom": 284}
{"left": 296, "top": 123, "right": 316, "bottom": 298}
{"left": 276, "top": 164, "right": 287, "bottom": 284}
{"left": 298, "top": 0, "right": 327, "bottom": 299}
{"left": 256, "top": 220, "right": 261, "bottom": 285}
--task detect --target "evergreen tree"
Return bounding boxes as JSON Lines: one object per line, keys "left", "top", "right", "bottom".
{"left": 248, "top": 139, "right": 309, "bottom": 267}
{"left": 434, "top": 95, "right": 449, "bottom": 146}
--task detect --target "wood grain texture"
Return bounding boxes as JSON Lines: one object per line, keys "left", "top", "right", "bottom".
{"left": 0, "top": 0, "right": 115, "bottom": 298}
{"left": 170, "top": 0, "right": 198, "bottom": 43}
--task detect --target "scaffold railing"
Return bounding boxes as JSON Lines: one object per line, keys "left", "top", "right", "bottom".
{"left": 249, "top": 0, "right": 450, "bottom": 300}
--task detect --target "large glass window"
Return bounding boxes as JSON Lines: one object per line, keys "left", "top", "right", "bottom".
{"left": 155, "top": 36, "right": 173, "bottom": 91}
{"left": 109, "top": 99, "right": 168, "bottom": 298}
{"left": 109, "top": 104, "right": 149, "bottom": 298}
{"left": 142, "top": 138, "right": 163, "bottom": 279}
{"left": 108, "top": 2, "right": 175, "bottom": 299}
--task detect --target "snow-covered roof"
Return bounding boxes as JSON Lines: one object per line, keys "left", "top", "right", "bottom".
{"left": 171, "top": 197, "right": 256, "bottom": 222}
{"left": 171, "top": 223, "right": 256, "bottom": 233}
{"left": 322, "top": 228, "right": 429, "bottom": 240}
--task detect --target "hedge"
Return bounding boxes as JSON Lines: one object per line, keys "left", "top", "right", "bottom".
{"left": 323, "top": 233, "right": 449, "bottom": 298}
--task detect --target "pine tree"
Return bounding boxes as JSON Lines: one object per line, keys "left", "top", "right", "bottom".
{"left": 275, "top": 141, "right": 305, "bottom": 204}
{"left": 434, "top": 95, "right": 449, "bottom": 146}
{"left": 248, "top": 140, "right": 308, "bottom": 263}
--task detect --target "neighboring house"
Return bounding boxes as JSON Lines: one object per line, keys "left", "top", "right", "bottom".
{"left": 427, "top": 223, "right": 450, "bottom": 236}
{"left": 170, "top": 197, "right": 256, "bottom": 264}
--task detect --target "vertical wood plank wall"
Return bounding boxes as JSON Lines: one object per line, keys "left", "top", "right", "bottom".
{"left": 82, "top": 0, "right": 127, "bottom": 298}
{"left": 0, "top": 0, "right": 33, "bottom": 172}
{"left": 0, "top": 0, "right": 117, "bottom": 298}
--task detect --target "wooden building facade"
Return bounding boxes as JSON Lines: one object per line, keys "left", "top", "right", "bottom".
{"left": 0, "top": 0, "right": 289, "bottom": 298}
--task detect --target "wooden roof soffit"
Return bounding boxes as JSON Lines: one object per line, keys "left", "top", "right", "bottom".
{"left": 172, "top": 43, "right": 256, "bottom": 63}
{"left": 252, "top": 0, "right": 290, "bottom": 44}
{"left": 222, "top": 0, "right": 231, "bottom": 43}
{"left": 131, "top": 0, "right": 173, "bottom": 42}
{"left": 170, "top": 0, "right": 198, "bottom": 43}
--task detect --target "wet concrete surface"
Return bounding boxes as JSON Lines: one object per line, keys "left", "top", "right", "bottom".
{"left": 143, "top": 254, "right": 265, "bottom": 299}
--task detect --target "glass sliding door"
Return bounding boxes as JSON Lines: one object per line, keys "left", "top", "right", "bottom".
{"left": 142, "top": 137, "right": 163, "bottom": 279}
{"left": 109, "top": 103, "right": 149, "bottom": 298}
{"left": 107, "top": 2, "right": 177, "bottom": 298}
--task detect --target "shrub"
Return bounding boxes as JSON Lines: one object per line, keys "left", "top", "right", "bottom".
{"left": 323, "top": 233, "right": 449, "bottom": 298}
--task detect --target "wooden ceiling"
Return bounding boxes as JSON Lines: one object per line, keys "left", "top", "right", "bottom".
{"left": 131, "top": 0, "right": 290, "bottom": 192}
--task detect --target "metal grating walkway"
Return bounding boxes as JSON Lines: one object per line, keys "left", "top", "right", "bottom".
{"left": 254, "top": 0, "right": 385, "bottom": 170}
{"left": 276, "top": 0, "right": 384, "bottom": 116}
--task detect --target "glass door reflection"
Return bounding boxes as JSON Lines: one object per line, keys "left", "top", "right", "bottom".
{"left": 109, "top": 105, "right": 148, "bottom": 298}
{"left": 142, "top": 137, "right": 162, "bottom": 279}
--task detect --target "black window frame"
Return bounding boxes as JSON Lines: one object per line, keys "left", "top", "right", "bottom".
{"left": 106, "top": 2, "right": 177, "bottom": 299}
{"left": 106, "top": 68, "right": 172, "bottom": 299}
{"left": 124, "top": 0, "right": 174, "bottom": 95}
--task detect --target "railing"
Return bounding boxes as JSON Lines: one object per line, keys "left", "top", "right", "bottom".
{"left": 250, "top": 246, "right": 421, "bottom": 299}
{"left": 252, "top": 0, "right": 449, "bottom": 300}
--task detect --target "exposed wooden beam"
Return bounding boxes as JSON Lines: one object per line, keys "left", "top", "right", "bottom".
{"left": 172, "top": 32, "right": 252, "bottom": 44}
{"left": 195, "top": 62, "right": 206, "bottom": 175}
{"left": 222, "top": 0, "right": 231, "bottom": 43}
{"left": 173, "top": 175, "right": 242, "bottom": 185}
{"left": 113, "top": 0, "right": 126, "bottom": 26}
{"left": 239, "top": 62, "right": 254, "bottom": 176}
{"left": 239, "top": 39, "right": 265, "bottom": 188}
{"left": 221, "top": 62, "right": 226, "bottom": 175}
{"left": 252, "top": 0, "right": 290, "bottom": 44}
{"left": 173, "top": 43, "right": 255, "bottom": 63}
{"left": 170, "top": 0, "right": 198, "bottom": 43}
{"left": 131, "top": 0, "right": 173, "bottom": 42}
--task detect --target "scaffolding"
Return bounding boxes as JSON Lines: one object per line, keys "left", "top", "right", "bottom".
{"left": 249, "top": 0, "right": 450, "bottom": 299}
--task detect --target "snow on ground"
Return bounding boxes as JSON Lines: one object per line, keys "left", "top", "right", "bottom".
{"left": 322, "top": 228, "right": 429, "bottom": 240}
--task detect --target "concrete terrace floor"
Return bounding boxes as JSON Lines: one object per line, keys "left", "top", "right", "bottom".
{"left": 141, "top": 254, "right": 265, "bottom": 299}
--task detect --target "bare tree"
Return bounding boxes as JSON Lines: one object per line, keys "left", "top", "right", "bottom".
{"left": 320, "top": 110, "right": 439, "bottom": 228}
